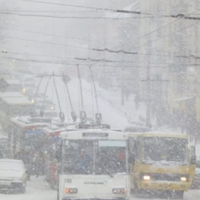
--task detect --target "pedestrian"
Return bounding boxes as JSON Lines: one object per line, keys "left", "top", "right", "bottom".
{"left": 34, "top": 151, "right": 45, "bottom": 177}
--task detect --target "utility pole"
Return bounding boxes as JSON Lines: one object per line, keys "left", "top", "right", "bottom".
{"left": 146, "top": 64, "right": 151, "bottom": 128}
{"left": 142, "top": 76, "right": 169, "bottom": 127}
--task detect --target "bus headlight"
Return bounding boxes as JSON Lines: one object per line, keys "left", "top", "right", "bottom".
{"left": 180, "top": 176, "right": 188, "bottom": 182}
{"left": 142, "top": 175, "right": 151, "bottom": 181}
{"left": 65, "top": 188, "right": 78, "bottom": 194}
{"left": 112, "top": 188, "right": 126, "bottom": 194}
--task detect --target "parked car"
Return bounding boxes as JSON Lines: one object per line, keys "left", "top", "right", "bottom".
{"left": 0, "top": 159, "right": 27, "bottom": 193}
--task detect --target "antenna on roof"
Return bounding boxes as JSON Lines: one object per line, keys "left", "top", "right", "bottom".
{"left": 33, "top": 75, "right": 43, "bottom": 115}
{"left": 62, "top": 74, "right": 77, "bottom": 122}
{"left": 77, "top": 65, "right": 87, "bottom": 124}
{"left": 53, "top": 72, "right": 65, "bottom": 122}
{"left": 89, "top": 66, "right": 102, "bottom": 125}
{"left": 40, "top": 75, "right": 52, "bottom": 117}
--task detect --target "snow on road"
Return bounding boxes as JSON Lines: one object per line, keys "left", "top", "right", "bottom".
{"left": 132, "top": 190, "right": 200, "bottom": 200}
{"left": 41, "top": 77, "right": 132, "bottom": 130}
{"left": 0, "top": 176, "right": 56, "bottom": 200}
{"left": 0, "top": 176, "right": 199, "bottom": 200}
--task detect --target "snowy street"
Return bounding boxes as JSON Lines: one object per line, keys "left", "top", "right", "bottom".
{"left": 1, "top": 0, "right": 200, "bottom": 200}
{"left": 0, "top": 177, "right": 56, "bottom": 200}
{"left": 0, "top": 176, "right": 200, "bottom": 200}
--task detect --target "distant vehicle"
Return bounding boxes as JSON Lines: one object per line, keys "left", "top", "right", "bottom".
{"left": 0, "top": 159, "right": 27, "bottom": 193}
{"left": 22, "top": 76, "right": 36, "bottom": 97}
{"left": 128, "top": 132, "right": 196, "bottom": 199}
{"left": 43, "top": 122, "right": 80, "bottom": 189}
{"left": 9, "top": 116, "right": 50, "bottom": 159}
{"left": 0, "top": 95, "right": 34, "bottom": 131}
{"left": 1, "top": 79, "right": 22, "bottom": 93}
{"left": 56, "top": 128, "right": 130, "bottom": 200}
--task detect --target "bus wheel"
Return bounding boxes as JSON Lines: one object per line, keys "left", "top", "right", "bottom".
{"left": 174, "top": 191, "right": 184, "bottom": 199}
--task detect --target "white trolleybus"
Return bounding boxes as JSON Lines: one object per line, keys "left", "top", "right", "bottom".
{"left": 57, "top": 125, "right": 130, "bottom": 200}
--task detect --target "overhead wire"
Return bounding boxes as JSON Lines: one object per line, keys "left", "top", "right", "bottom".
{"left": 19, "top": 0, "right": 153, "bottom": 16}
{"left": 92, "top": 9, "right": 198, "bottom": 55}
{"left": 6, "top": 36, "right": 94, "bottom": 50}
{"left": 0, "top": 11, "right": 147, "bottom": 19}
{"left": 1, "top": 25, "right": 111, "bottom": 45}
{"left": 1, "top": 55, "right": 199, "bottom": 68}
{"left": 136, "top": 21, "right": 199, "bottom": 50}
{"left": 2, "top": 0, "right": 199, "bottom": 71}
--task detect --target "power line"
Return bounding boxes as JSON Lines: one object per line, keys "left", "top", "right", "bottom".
{"left": 2, "top": 47, "right": 200, "bottom": 66}
{"left": 0, "top": 50, "right": 76, "bottom": 60}
{"left": 0, "top": 10, "right": 105, "bottom": 13}
{"left": 2, "top": 55, "right": 200, "bottom": 69}
{"left": 20, "top": 0, "right": 152, "bottom": 16}
{"left": 93, "top": 48, "right": 137, "bottom": 55}
{"left": 6, "top": 36, "right": 93, "bottom": 50}
{"left": 137, "top": 21, "right": 199, "bottom": 49}
{"left": 99, "top": 12, "right": 198, "bottom": 55}
{"left": 0, "top": 12, "right": 144, "bottom": 19}
{"left": 1, "top": 26, "right": 119, "bottom": 46}
{"left": 2, "top": 9, "right": 200, "bottom": 21}
{"left": 91, "top": 3, "right": 197, "bottom": 61}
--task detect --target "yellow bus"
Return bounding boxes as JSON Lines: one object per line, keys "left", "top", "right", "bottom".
{"left": 128, "top": 132, "right": 196, "bottom": 199}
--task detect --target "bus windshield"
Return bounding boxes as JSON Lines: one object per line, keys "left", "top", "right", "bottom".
{"left": 143, "top": 137, "right": 188, "bottom": 165}
{"left": 62, "top": 140, "right": 127, "bottom": 175}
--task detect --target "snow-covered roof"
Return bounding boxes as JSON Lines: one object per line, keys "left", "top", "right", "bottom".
{"left": 141, "top": 132, "right": 188, "bottom": 139}
{"left": 11, "top": 116, "right": 51, "bottom": 127}
{"left": 0, "top": 159, "right": 25, "bottom": 177}
{"left": 60, "top": 129, "right": 126, "bottom": 140}
{"left": 5, "top": 79, "right": 21, "bottom": 85}
{"left": 0, "top": 92, "right": 23, "bottom": 98}
{"left": 2, "top": 96, "right": 33, "bottom": 105}
{"left": 43, "top": 126, "right": 67, "bottom": 136}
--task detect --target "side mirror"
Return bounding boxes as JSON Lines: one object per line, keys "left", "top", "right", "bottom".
{"left": 191, "top": 146, "right": 196, "bottom": 165}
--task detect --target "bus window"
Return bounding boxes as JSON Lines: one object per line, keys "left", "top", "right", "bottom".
{"left": 143, "top": 137, "right": 187, "bottom": 165}
{"left": 96, "top": 140, "right": 126, "bottom": 175}
{"left": 61, "top": 140, "right": 127, "bottom": 175}
{"left": 62, "top": 140, "right": 94, "bottom": 174}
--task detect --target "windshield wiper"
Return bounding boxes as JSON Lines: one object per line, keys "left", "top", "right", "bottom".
{"left": 97, "top": 162, "right": 113, "bottom": 177}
